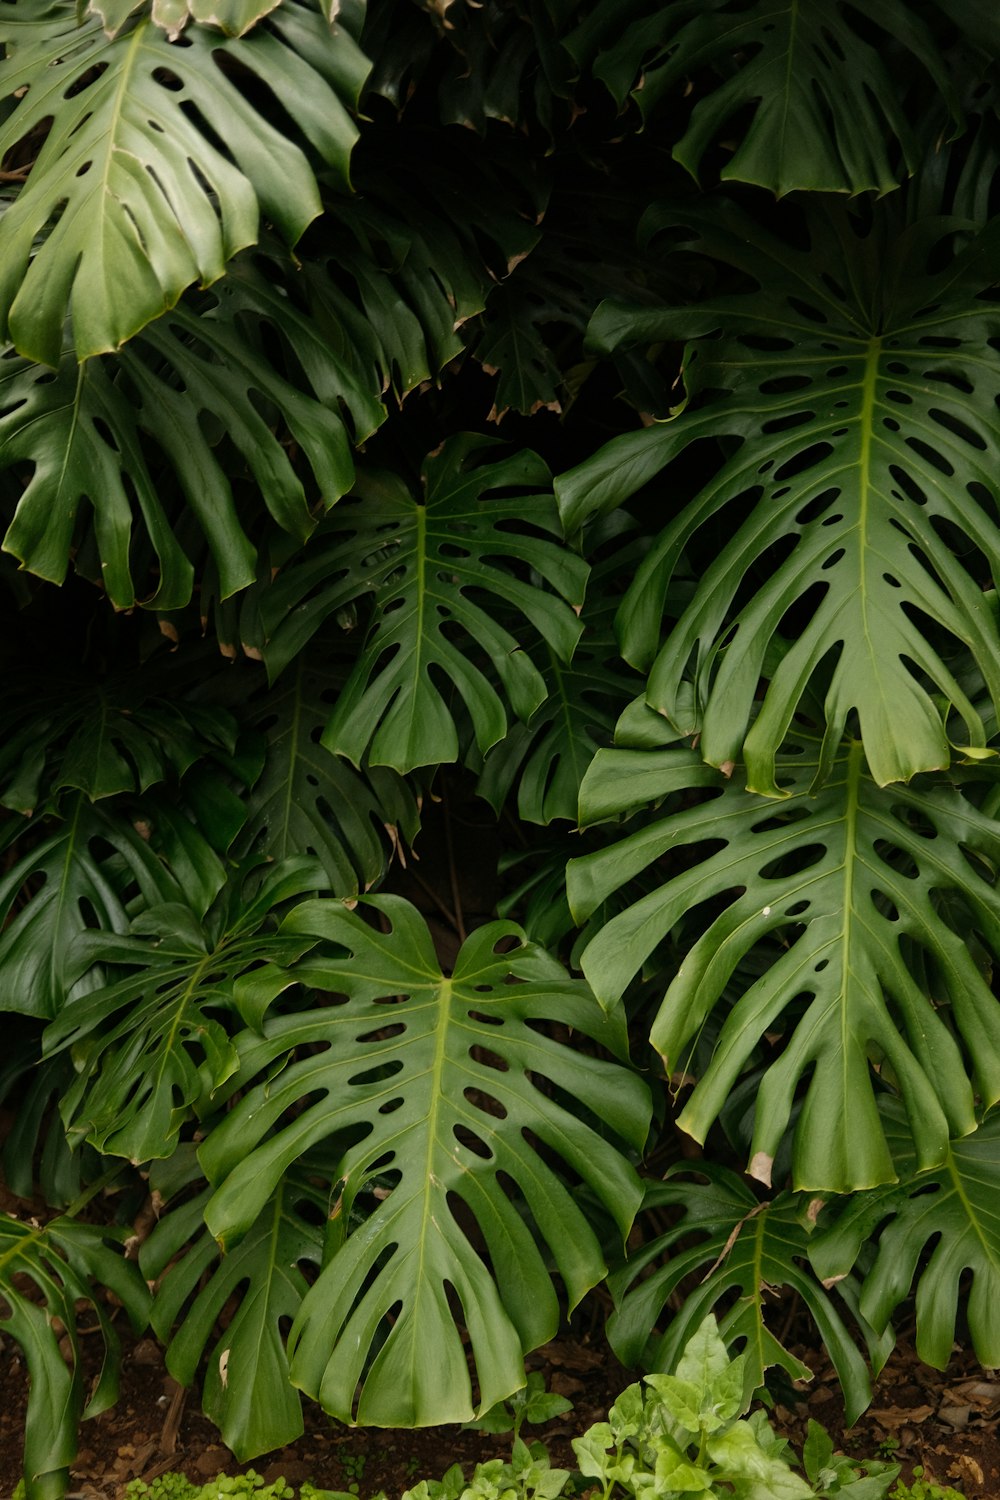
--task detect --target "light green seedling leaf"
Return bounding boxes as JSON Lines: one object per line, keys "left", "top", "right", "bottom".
{"left": 709, "top": 1421, "right": 815, "bottom": 1498}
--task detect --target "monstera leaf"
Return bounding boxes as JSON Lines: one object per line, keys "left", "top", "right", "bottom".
{"left": 0, "top": 666, "right": 236, "bottom": 812}
{"left": 238, "top": 654, "right": 420, "bottom": 895}
{"left": 0, "top": 796, "right": 185, "bottom": 1018}
{"left": 142, "top": 1157, "right": 326, "bottom": 1458}
{"left": 568, "top": 729, "right": 1000, "bottom": 1192}
{"left": 0, "top": 0, "right": 369, "bottom": 363}
{"left": 198, "top": 896, "right": 651, "bottom": 1425}
{"left": 0, "top": 1213, "right": 150, "bottom": 1500}
{"left": 607, "top": 1166, "right": 890, "bottom": 1423}
{"left": 0, "top": 177, "right": 499, "bottom": 606}
{"left": 571, "top": 0, "right": 979, "bottom": 195}
{"left": 811, "top": 1102, "right": 1000, "bottom": 1370}
{"left": 477, "top": 540, "right": 643, "bottom": 823}
{"left": 43, "top": 858, "right": 326, "bottom": 1161}
{"left": 558, "top": 199, "right": 1000, "bottom": 791}
{"left": 260, "top": 436, "right": 588, "bottom": 773}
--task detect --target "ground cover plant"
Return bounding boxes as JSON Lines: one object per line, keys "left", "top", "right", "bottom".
{"left": 2, "top": 0, "right": 1000, "bottom": 1496}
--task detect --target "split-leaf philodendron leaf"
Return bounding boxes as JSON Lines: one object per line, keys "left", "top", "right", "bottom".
{"left": 810, "top": 1101, "right": 1000, "bottom": 1370}
{"left": 261, "top": 435, "right": 588, "bottom": 772}
{"left": 608, "top": 1165, "right": 891, "bottom": 1424}
{"left": 199, "top": 896, "right": 651, "bottom": 1426}
{"left": 557, "top": 199, "right": 1000, "bottom": 791}
{"left": 569, "top": 730, "right": 1000, "bottom": 1192}
{"left": 576, "top": 0, "right": 968, "bottom": 196}
{"left": 0, "top": 0, "right": 369, "bottom": 363}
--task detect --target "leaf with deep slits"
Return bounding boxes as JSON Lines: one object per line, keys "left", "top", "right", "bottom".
{"left": 568, "top": 729, "right": 1000, "bottom": 1192}
{"left": 43, "top": 858, "right": 326, "bottom": 1160}
{"left": 0, "top": 1214, "right": 150, "bottom": 1500}
{"left": 0, "top": 796, "right": 182, "bottom": 1019}
{"left": 142, "top": 1167, "right": 326, "bottom": 1458}
{"left": 0, "top": 0, "right": 369, "bottom": 363}
{"left": 199, "top": 896, "right": 650, "bottom": 1426}
{"left": 477, "top": 541, "right": 642, "bottom": 824}
{"left": 811, "top": 1103, "right": 1000, "bottom": 1371}
{"left": 608, "top": 1166, "right": 889, "bottom": 1425}
{"left": 0, "top": 186, "right": 498, "bottom": 605}
{"left": 572, "top": 0, "right": 971, "bottom": 196}
{"left": 260, "top": 436, "right": 588, "bottom": 773}
{"left": 0, "top": 667, "right": 236, "bottom": 812}
{"left": 239, "top": 654, "right": 420, "bottom": 895}
{"left": 558, "top": 199, "right": 1000, "bottom": 790}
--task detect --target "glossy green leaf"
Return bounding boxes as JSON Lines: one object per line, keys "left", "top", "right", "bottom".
{"left": 43, "top": 858, "right": 326, "bottom": 1160}
{"left": 579, "top": 0, "right": 963, "bottom": 195}
{"left": 0, "top": 796, "right": 182, "bottom": 1019}
{"left": 569, "top": 731, "right": 1000, "bottom": 1191}
{"left": 477, "top": 542, "right": 642, "bottom": 823}
{"left": 238, "top": 654, "right": 420, "bottom": 896}
{"left": 200, "top": 896, "right": 651, "bottom": 1425}
{"left": 0, "top": 0, "right": 369, "bottom": 363}
{"left": 0, "top": 1214, "right": 150, "bottom": 1500}
{"left": 559, "top": 200, "right": 1000, "bottom": 790}
{"left": 608, "top": 1166, "right": 888, "bottom": 1425}
{"left": 811, "top": 1103, "right": 1000, "bottom": 1370}
{"left": 0, "top": 667, "right": 235, "bottom": 812}
{"left": 261, "top": 436, "right": 588, "bottom": 773}
{"left": 142, "top": 1166, "right": 326, "bottom": 1458}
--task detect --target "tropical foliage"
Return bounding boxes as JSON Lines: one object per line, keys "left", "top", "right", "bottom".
{"left": 2, "top": 1, "right": 1000, "bottom": 1496}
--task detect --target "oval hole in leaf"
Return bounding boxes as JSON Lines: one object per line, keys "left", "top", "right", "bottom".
{"left": 759, "top": 844, "right": 825, "bottom": 881}
{"left": 758, "top": 375, "right": 813, "bottom": 395}
{"left": 795, "top": 488, "right": 841, "bottom": 525}
{"left": 761, "top": 410, "right": 816, "bottom": 435}
{"left": 905, "top": 436, "right": 954, "bottom": 476}
{"left": 348, "top": 1060, "right": 404, "bottom": 1087}
{"left": 888, "top": 464, "right": 927, "bottom": 506}
{"left": 355, "top": 1023, "right": 406, "bottom": 1044}
{"left": 928, "top": 407, "right": 988, "bottom": 452}
{"left": 469, "top": 1010, "right": 503, "bottom": 1026}
{"left": 773, "top": 441, "right": 833, "bottom": 483}
{"left": 470, "top": 1048, "right": 508, "bottom": 1074}
{"left": 453, "top": 1123, "right": 494, "bottom": 1159}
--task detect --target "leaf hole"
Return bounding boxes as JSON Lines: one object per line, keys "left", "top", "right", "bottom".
{"left": 773, "top": 442, "right": 833, "bottom": 482}
{"left": 469, "top": 1010, "right": 503, "bottom": 1026}
{"left": 905, "top": 436, "right": 954, "bottom": 476}
{"left": 928, "top": 407, "right": 987, "bottom": 451}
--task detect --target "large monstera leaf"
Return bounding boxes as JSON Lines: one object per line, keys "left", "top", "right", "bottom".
{"left": 558, "top": 200, "right": 1000, "bottom": 791}
{"left": 811, "top": 1102, "right": 1000, "bottom": 1370}
{"left": 570, "top": 0, "right": 983, "bottom": 196}
{"left": 0, "top": 796, "right": 183, "bottom": 1018}
{"left": 0, "top": 185, "right": 494, "bottom": 605}
{"left": 238, "top": 654, "right": 421, "bottom": 895}
{"left": 43, "top": 858, "right": 326, "bottom": 1161}
{"left": 260, "top": 436, "right": 588, "bottom": 773}
{"left": 568, "top": 729, "right": 1000, "bottom": 1192}
{"left": 142, "top": 1156, "right": 326, "bottom": 1458}
{"left": 0, "top": 0, "right": 369, "bottom": 363}
{"left": 607, "top": 1166, "right": 890, "bottom": 1423}
{"left": 0, "top": 666, "right": 236, "bottom": 812}
{"left": 0, "top": 1214, "right": 150, "bottom": 1500}
{"left": 199, "top": 896, "right": 651, "bottom": 1426}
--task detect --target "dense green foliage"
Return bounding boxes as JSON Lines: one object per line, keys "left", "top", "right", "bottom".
{"left": 2, "top": 1, "right": 1000, "bottom": 1496}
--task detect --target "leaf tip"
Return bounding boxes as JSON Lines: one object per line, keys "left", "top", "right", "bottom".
{"left": 747, "top": 1151, "right": 773, "bottom": 1187}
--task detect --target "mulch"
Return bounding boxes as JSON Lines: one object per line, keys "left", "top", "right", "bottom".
{"left": 2, "top": 1313, "right": 999, "bottom": 1499}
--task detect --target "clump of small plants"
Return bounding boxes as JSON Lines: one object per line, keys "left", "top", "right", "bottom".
{"left": 96, "top": 1318, "right": 913, "bottom": 1500}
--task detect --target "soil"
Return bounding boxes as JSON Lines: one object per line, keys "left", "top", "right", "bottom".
{"left": 1, "top": 1315, "right": 999, "bottom": 1500}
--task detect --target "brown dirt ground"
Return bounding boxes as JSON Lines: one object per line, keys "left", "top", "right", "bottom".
{"left": 1, "top": 1315, "right": 999, "bottom": 1500}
